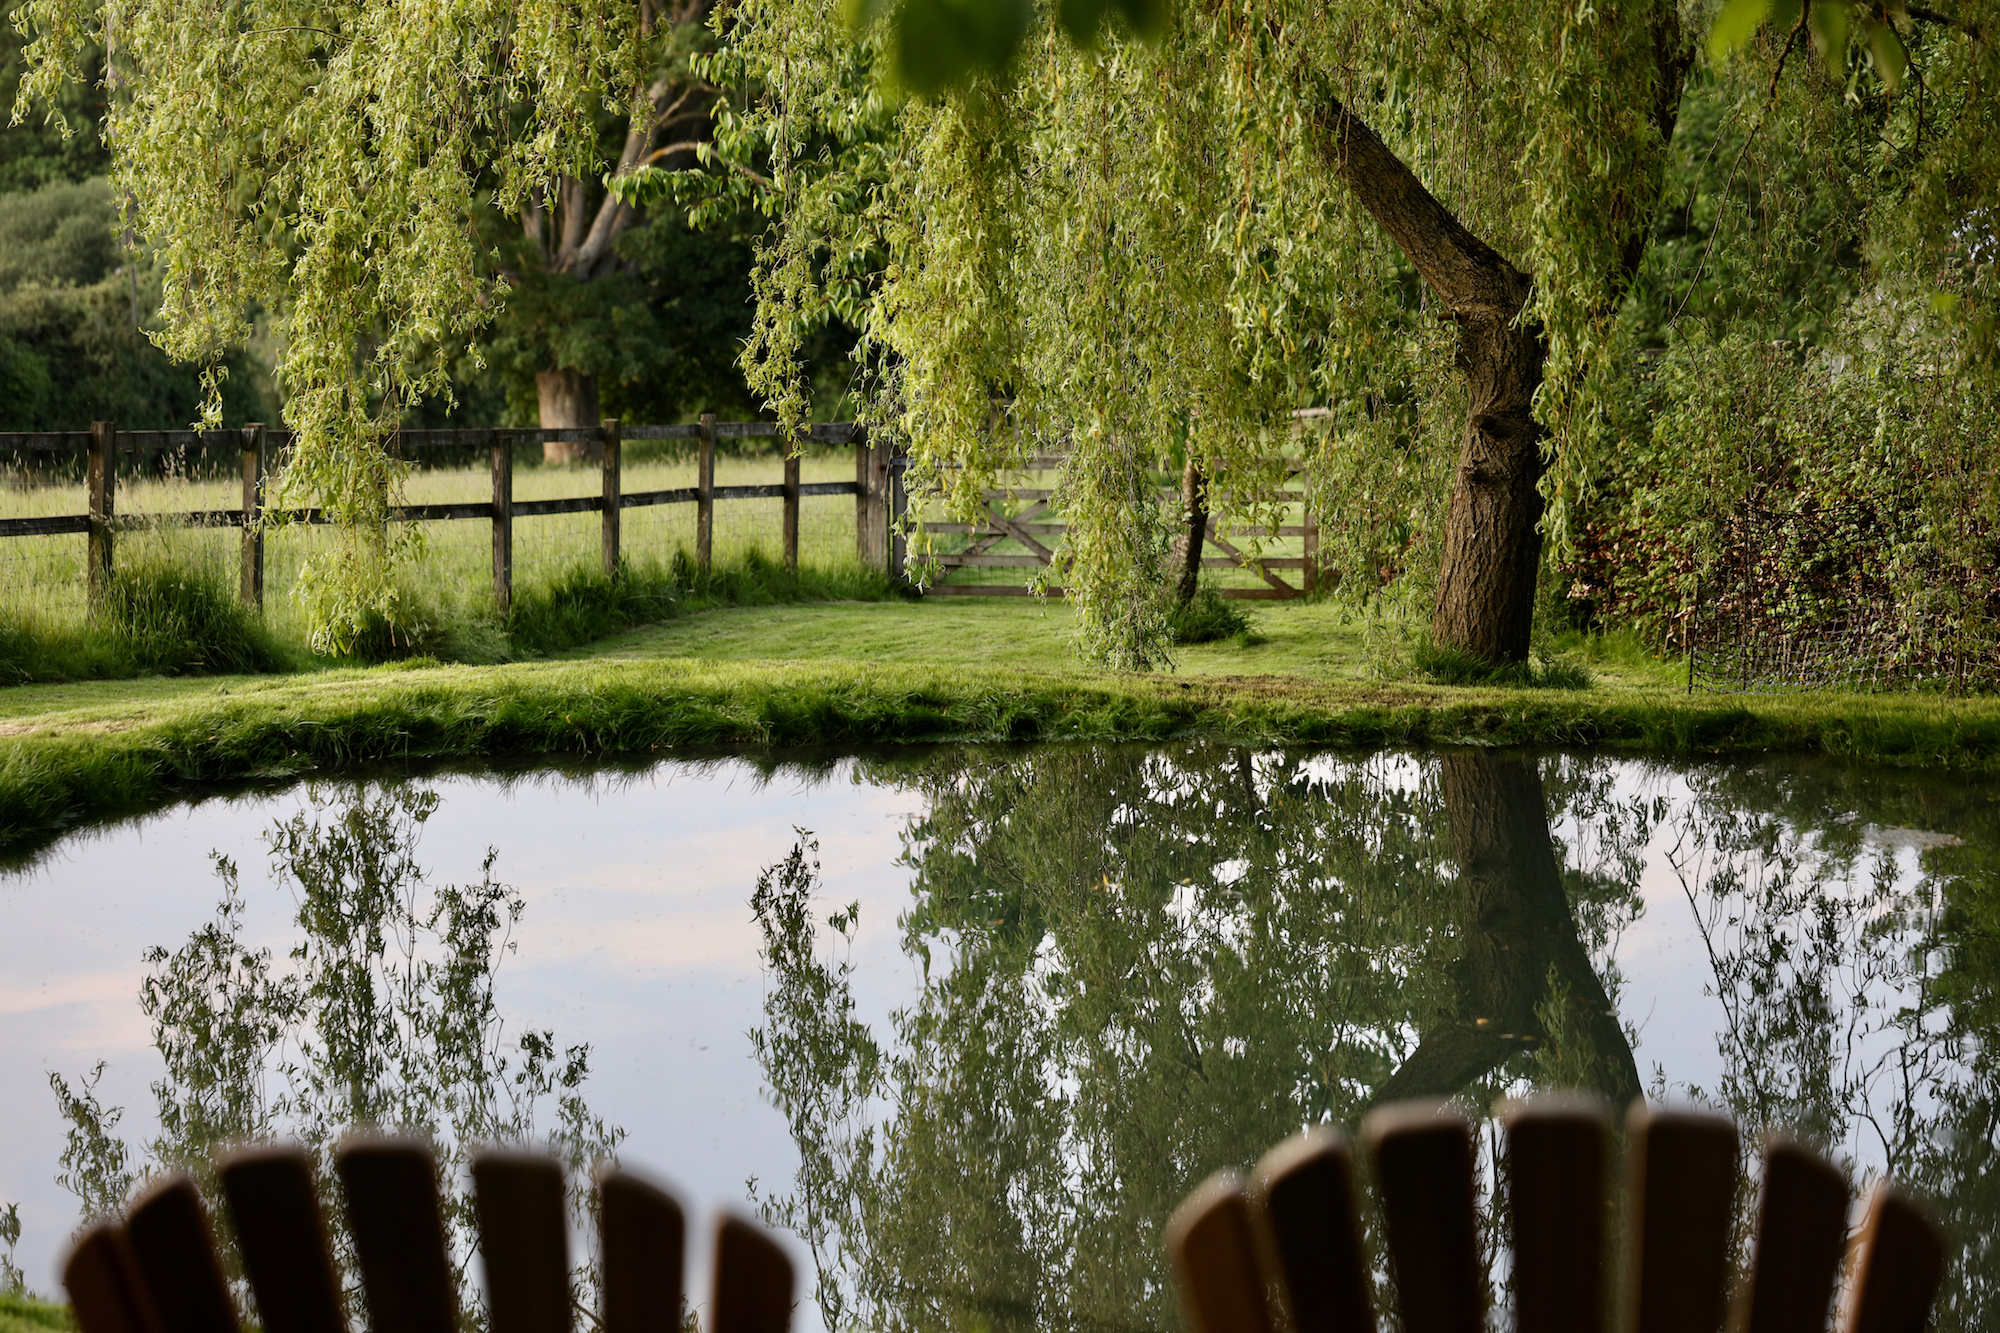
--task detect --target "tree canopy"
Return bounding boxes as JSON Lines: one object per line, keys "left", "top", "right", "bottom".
{"left": 12, "top": 0, "right": 1998, "bottom": 658}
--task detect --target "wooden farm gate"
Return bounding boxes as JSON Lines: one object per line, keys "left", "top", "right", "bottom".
{"left": 923, "top": 455, "right": 1319, "bottom": 600}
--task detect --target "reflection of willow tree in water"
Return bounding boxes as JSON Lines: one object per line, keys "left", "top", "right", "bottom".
{"left": 48, "top": 785, "right": 621, "bottom": 1298}
{"left": 1650, "top": 761, "right": 2000, "bottom": 1333}
{"left": 750, "top": 745, "right": 1655, "bottom": 1333}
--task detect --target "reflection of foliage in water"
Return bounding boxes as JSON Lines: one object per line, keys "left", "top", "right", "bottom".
{"left": 751, "top": 746, "right": 1661, "bottom": 1333}
{"left": 750, "top": 745, "right": 2000, "bottom": 1333}
{"left": 1653, "top": 760, "right": 2000, "bottom": 1333}
{"left": 47, "top": 785, "right": 622, "bottom": 1308}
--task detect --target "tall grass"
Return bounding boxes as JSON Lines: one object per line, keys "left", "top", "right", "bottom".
{"left": 0, "top": 547, "right": 901, "bottom": 684}
{"left": 0, "top": 556, "right": 291, "bottom": 684}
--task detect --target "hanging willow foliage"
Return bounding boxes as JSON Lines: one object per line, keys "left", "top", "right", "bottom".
{"left": 12, "top": 0, "right": 1996, "bottom": 659}
{"left": 12, "top": 0, "right": 650, "bottom": 648}
{"left": 654, "top": 0, "right": 1998, "bottom": 666}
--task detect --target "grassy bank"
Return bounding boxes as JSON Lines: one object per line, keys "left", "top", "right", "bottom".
{"left": 0, "top": 552, "right": 901, "bottom": 683}
{"left": 0, "top": 1294, "right": 71, "bottom": 1333}
{"left": 3, "top": 635, "right": 1999, "bottom": 859}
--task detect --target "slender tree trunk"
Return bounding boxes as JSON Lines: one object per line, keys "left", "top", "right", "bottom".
{"left": 537, "top": 367, "right": 602, "bottom": 464}
{"left": 1377, "top": 752, "right": 1641, "bottom": 1108}
{"left": 1175, "top": 458, "right": 1208, "bottom": 607}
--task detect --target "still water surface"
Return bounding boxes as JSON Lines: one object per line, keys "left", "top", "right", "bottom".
{"left": 1, "top": 745, "right": 1994, "bottom": 1330}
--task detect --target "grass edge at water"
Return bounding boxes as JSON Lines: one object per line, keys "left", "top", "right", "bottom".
{"left": 5, "top": 656, "right": 2000, "bottom": 860}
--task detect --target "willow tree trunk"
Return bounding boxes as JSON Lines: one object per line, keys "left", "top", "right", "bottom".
{"left": 1377, "top": 752, "right": 1640, "bottom": 1108}
{"left": 1175, "top": 458, "right": 1208, "bottom": 608}
{"left": 1311, "top": 100, "right": 1548, "bottom": 663}
{"left": 536, "top": 367, "right": 603, "bottom": 465}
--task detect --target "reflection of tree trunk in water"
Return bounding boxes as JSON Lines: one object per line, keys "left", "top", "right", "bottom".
{"left": 1378, "top": 753, "right": 1641, "bottom": 1107}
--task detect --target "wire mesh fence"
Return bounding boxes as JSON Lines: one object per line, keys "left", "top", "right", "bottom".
{"left": 1688, "top": 498, "right": 2000, "bottom": 694}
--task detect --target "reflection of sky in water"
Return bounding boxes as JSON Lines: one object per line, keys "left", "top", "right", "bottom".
{"left": 0, "top": 750, "right": 1986, "bottom": 1325}
{"left": 0, "top": 762, "right": 928, "bottom": 1320}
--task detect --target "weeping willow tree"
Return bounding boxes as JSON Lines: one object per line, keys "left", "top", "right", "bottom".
{"left": 9, "top": 0, "right": 1995, "bottom": 656}
{"left": 661, "top": 0, "right": 1998, "bottom": 666}
{"left": 8, "top": 0, "right": 655, "bottom": 647}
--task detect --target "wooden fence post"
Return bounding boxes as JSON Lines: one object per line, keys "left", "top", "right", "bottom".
{"left": 1303, "top": 502, "right": 1318, "bottom": 598}
{"left": 696, "top": 413, "right": 715, "bottom": 574}
{"left": 87, "top": 420, "right": 116, "bottom": 610}
{"left": 601, "top": 418, "right": 621, "bottom": 579}
{"left": 491, "top": 431, "right": 513, "bottom": 616}
{"left": 855, "top": 437, "right": 876, "bottom": 570}
{"left": 856, "top": 437, "right": 889, "bottom": 573}
{"left": 240, "top": 423, "right": 265, "bottom": 608}
{"left": 782, "top": 442, "right": 801, "bottom": 576}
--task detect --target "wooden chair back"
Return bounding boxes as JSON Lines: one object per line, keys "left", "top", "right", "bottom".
{"left": 1166, "top": 1098, "right": 1948, "bottom": 1333}
{"left": 60, "top": 1140, "right": 793, "bottom": 1333}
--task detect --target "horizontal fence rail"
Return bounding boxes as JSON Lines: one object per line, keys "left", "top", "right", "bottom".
{"left": 0, "top": 419, "right": 1322, "bottom": 615}
{"left": 0, "top": 418, "right": 902, "bottom": 617}
{"left": 925, "top": 461, "right": 1317, "bottom": 601}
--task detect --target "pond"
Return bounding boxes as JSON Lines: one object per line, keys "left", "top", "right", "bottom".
{"left": 2, "top": 744, "right": 1995, "bottom": 1331}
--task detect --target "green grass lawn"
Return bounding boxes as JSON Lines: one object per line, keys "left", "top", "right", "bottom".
{"left": 1, "top": 592, "right": 1995, "bottom": 860}
{"left": 576, "top": 598, "right": 1688, "bottom": 691}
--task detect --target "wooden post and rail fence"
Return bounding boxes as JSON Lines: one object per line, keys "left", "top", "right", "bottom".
{"left": 0, "top": 420, "right": 1318, "bottom": 610}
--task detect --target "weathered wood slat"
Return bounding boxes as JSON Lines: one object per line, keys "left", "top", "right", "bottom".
{"left": 0, "top": 514, "right": 91, "bottom": 536}
{"left": 923, "top": 583, "right": 1066, "bottom": 597}
{"left": 1505, "top": 1097, "right": 1609, "bottom": 1333}
{"left": 622, "top": 487, "right": 701, "bottom": 508}
{"left": 1737, "top": 1139, "right": 1848, "bottom": 1333}
{"left": 395, "top": 502, "right": 497, "bottom": 522}
{"left": 711, "top": 1216, "right": 794, "bottom": 1333}
{"left": 598, "top": 1170, "right": 685, "bottom": 1333}
{"left": 982, "top": 488, "right": 1056, "bottom": 501}
{"left": 1165, "top": 1174, "right": 1275, "bottom": 1333}
{"left": 935, "top": 553, "right": 1048, "bottom": 567}
{"left": 1625, "top": 1106, "right": 1739, "bottom": 1333}
{"left": 0, "top": 432, "right": 94, "bottom": 451}
{"left": 715, "top": 483, "right": 787, "bottom": 500}
{"left": 218, "top": 1147, "right": 346, "bottom": 1333}
{"left": 124, "top": 1175, "right": 239, "bottom": 1333}
{"left": 1200, "top": 557, "right": 1307, "bottom": 570}
{"left": 336, "top": 1138, "right": 457, "bottom": 1333}
{"left": 927, "top": 522, "right": 1066, "bottom": 536}
{"left": 512, "top": 496, "right": 604, "bottom": 518}
{"left": 1841, "top": 1182, "right": 1947, "bottom": 1333}
{"left": 471, "top": 1151, "right": 572, "bottom": 1333}
{"left": 1363, "top": 1104, "right": 1483, "bottom": 1333}
{"left": 62, "top": 1224, "right": 163, "bottom": 1333}
{"left": 797, "top": 481, "right": 859, "bottom": 497}
{"left": 1250, "top": 1130, "right": 1375, "bottom": 1333}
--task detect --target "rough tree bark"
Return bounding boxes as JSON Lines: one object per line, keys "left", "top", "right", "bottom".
{"left": 1308, "top": 33, "right": 1687, "bottom": 662}
{"left": 1376, "top": 752, "right": 1641, "bottom": 1108}
{"left": 520, "top": 0, "right": 716, "bottom": 463}
{"left": 535, "top": 368, "right": 604, "bottom": 463}
{"left": 1311, "top": 101, "right": 1546, "bottom": 662}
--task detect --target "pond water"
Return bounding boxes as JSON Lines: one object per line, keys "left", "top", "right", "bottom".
{"left": 2, "top": 745, "right": 1996, "bottom": 1331}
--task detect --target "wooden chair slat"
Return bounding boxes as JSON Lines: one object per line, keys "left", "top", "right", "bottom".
{"left": 1248, "top": 1129, "right": 1374, "bottom": 1333}
{"left": 217, "top": 1147, "right": 345, "bottom": 1333}
{"left": 1361, "top": 1103, "right": 1483, "bottom": 1333}
{"left": 471, "top": 1151, "right": 573, "bottom": 1333}
{"left": 335, "top": 1138, "right": 457, "bottom": 1333}
{"left": 1624, "top": 1105, "right": 1739, "bottom": 1333}
{"left": 1736, "top": 1140, "right": 1848, "bottom": 1333}
{"left": 598, "top": 1169, "right": 687, "bottom": 1333}
{"left": 1166, "top": 1173, "right": 1275, "bottom": 1333}
{"left": 124, "top": 1174, "right": 240, "bottom": 1333}
{"left": 1504, "top": 1096, "right": 1609, "bottom": 1333}
{"left": 710, "top": 1216, "right": 795, "bottom": 1333}
{"left": 62, "top": 1222, "right": 165, "bottom": 1333}
{"left": 1839, "top": 1183, "right": 1947, "bottom": 1333}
